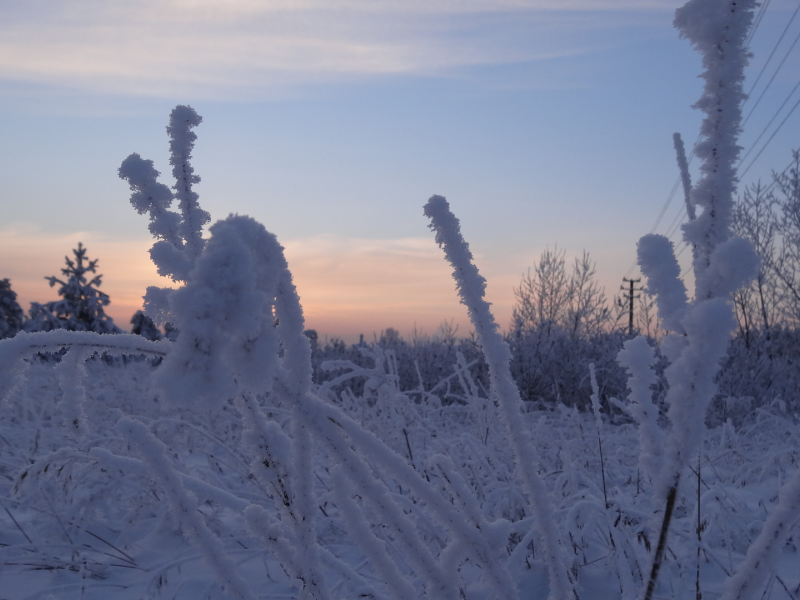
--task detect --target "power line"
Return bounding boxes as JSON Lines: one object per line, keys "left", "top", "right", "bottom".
{"left": 665, "top": 204, "right": 688, "bottom": 241}
{"left": 623, "top": 136, "right": 701, "bottom": 279}
{"left": 742, "top": 11, "right": 800, "bottom": 127}
{"left": 676, "top": 156, "right": 799, "bottom": 279}
{"left": 746, "top": 0, "right": 773, "bottom": 47}
{"left": 739, "top": 94, "right": 800, "bottom": 179}
{"left": 738, "top": 76, "right": 800, "bottom": 167}
{"left": 650, "top": 177, "right": 682, "bottom": 235}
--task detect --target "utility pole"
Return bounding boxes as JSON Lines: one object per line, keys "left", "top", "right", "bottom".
{"left": 621, "top": 278, "right": 642, "bottom": 335}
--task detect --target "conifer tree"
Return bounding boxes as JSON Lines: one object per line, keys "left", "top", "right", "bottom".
{"left": 0, "top": 278, "right": 24, "bottom": 339}
{"left": 25, "top": 243, "right": 122, "bottom": 334}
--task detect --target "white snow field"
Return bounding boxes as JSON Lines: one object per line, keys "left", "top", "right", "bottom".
{"left": 2, "top": 1, "right": 800, "bottom": 599}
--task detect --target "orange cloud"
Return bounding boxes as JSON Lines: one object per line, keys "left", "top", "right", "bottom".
{"left": 0, "top": 227, "right": 171, "bottom": 331}
{"left": 0, "top": 228, "right": 518, "bottom": 342}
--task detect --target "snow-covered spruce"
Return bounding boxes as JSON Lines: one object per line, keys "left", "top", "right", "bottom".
{"left": 424, "top": 194, "right": 571, "bottom": 600}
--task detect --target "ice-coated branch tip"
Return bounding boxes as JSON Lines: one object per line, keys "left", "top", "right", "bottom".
{"left": 424, "top": 193, "right": 572, "bottom": 600}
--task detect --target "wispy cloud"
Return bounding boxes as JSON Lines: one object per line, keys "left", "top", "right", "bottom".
{"left": 0, "top": 0, "right": 682, "bottom": 98}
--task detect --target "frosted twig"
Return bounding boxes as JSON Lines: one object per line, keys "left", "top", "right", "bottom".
{"left": 117, "top": 418, "right": 257, "bottom": 600}
{"left": 424, "top": 194, "right": 571, "bottom": 600}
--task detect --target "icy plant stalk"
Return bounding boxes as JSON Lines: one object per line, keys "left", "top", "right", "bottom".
{"left": 636, "top": 2, "right": 760, "bottom": 598}
{"left": 616, "top": 337, "right": 663, "bottom": 487}
{"left": 118, "top": 105, "right": 210, "bottom": 320}
{"left": 54, "top": 347, "right": 90, "bottom": 440}
{"left": 168, "top": 105, "right": 209, "bottom": 258}
{"left": 588, "top": 363, "right": 609, "bottom": 508}
{"left": 676, "top": 0, "right": 757, "bottom": 295}
{"left": 673, "top": 132, "right": 695, "bottom": 222}
{"left": 658, "top": 0, "right": 760, "bottom": 502}
{"left": 118, "top": 418, "right": 257, "bottom": 600}
{"left": 719, "top": 468, "right": 800, "bottom": 600}
{"left": 424, "top": 194, "right": 571, "bottom": 600}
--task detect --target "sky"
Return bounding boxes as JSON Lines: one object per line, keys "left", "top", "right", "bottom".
{"left": 1, "top": 0, "right": 799, "bottom": 343}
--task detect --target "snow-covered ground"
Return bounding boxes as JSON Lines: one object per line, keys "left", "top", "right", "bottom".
{"left": 0, "top": 349, "right": 798, "bottom": 600}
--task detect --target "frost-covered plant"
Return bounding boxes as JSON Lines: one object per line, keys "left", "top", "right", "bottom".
{"left": 631, "top": 1, "right": 767, "bottom": 598}
{"left": 425, "top": 194, "right": 572, "bottom": 600}
{"left": 130, "top": 310, "right": 162, "bottom": 341}
{"left": 118, "top": 104, "right": 210, "bottom": 323}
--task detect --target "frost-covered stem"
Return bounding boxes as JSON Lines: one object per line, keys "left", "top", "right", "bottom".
{"left": 117, "top": 418, "right": 257, "bottom": 600}
{"left": 54, "top": 347, "right": 90, "bottom": 440}
{"left": 273, "top": 268, "right": 331, "bottom": 600}
{"left": 589, "top": 364, "right": 608, "bottom": 509}
{"left": 118, "top": 153, "right": 183, "bottom": 247}
{"left": 432, "top": 454, "right": 521, "bottom": 600}
{"left": 617, "top": 336, "right": 663, "bottom": 488}
{"left": 675, "top": 0, "right": 757, "bottom": 298}
{"left": 1, "top": 331, "right": 165, "bottom": 406}
{"left": 244, "top": 504, "right": 305, "bottom": 592}
{"left": 696, "top": 451, "right": 702, "bottom": 600}
{"left": 637, "top": 6, "right": 758, "bottom": 596}
{"left": 673, "top": 132, "right": 695, "bottom": 222}
{"left": 642, "top": 486, "right": 678, "bottom": 600}
{"left": 90, "top": 447, "right": 250, "bottom": 512}
{"left": 272, "top": 267, "right": 480, "bottom": 598}
{"left": 305, "top": 404, "right": 460, "bottom": 600}
{"left": 424, "top": 194, "right": 571, "bottom": 600}
{"left": 167, "top": 105, "right": 209, "bottom": 258}
{"left": 236, "top": 394, "right": 296, "bottom": 524}
{"left": 331, "top": 469, "right": 417, "bottom": 600}
{"left": 674, "top": 132, "right": 699, "bottom": 265}
{"left": 0, "top": 330, "right": 165, "bottom": 358}
{"left": 718, "top": 467, "right": 800, "bottom": 600}
{"left": 637, "top": 235, "right": 689, "bottom": 334}
{"left": 650, "top": 0, "right": 758, "bottom": 500}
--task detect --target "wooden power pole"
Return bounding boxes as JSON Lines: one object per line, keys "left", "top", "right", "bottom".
{"left": 621, "top": 278, "right": 642, "bottom": 335}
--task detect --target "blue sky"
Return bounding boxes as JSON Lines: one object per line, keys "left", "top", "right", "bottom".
{"left": 1, "top": 0, "right": 798, "bottom": 341}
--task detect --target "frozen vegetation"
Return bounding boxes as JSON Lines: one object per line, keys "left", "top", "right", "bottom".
{"left": 2, "top": 1, "right": 800, "bottom": 599}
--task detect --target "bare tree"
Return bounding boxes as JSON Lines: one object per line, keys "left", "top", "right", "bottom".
{"left": 512, "top": 247, "right": 612, "bottom": 338}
